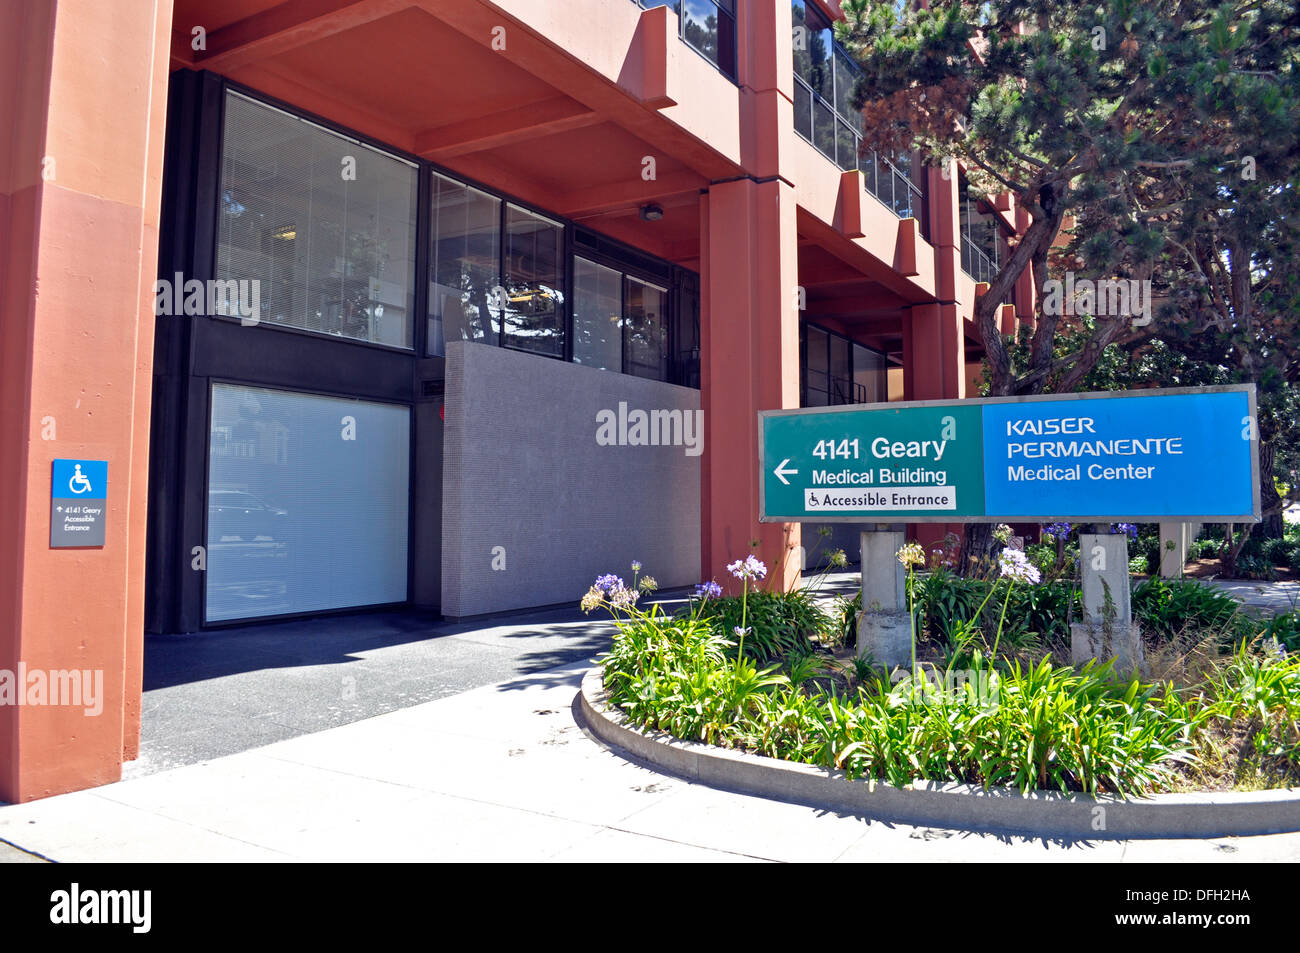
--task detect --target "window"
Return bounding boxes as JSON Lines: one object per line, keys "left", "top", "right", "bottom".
{"left": 959, "top": 175, "right": 1002, "bottom": 284}
{"left": 217, "top": 92, "right": 418, "bottom": 348}
{"left": 625, "top": 278, "right": 669, "bottom": 381}
{"left": 206, "top": 384, "right": 410, "bottom": 622}
{"left": 573, "top": 258, "right": 623, "bottom": 371}
{"left": 801, "top": 324, "right": 889, "bottom": 406}
{"left": 635, "top": 0, "right": 737, "bottom": 80}
{"left": 791, "top": 3, "right": 924, "bottom": 228}
{"left": 428, "top": 172, "right": 500, "bottom": 354}
{"left": 572, "top": 258, "right": 672, "bottom": 382}
{"left": 804, "top": 325, "right": 830, "bottom": 406}
{"left": 502, "top": 204, "right": 565, "bottom": 356}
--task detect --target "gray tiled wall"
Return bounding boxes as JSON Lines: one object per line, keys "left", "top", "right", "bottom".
{"left": 442, "top": 342, "right": 702, "bottom": 617}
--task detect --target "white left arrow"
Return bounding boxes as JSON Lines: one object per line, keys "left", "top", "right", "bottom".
{"left": 773, "top": 458, "right": 798, "bottom": 485}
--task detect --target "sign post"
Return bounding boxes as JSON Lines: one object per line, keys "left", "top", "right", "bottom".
{"left": 759, "top": 386, "right": 1259, "bottom": 669}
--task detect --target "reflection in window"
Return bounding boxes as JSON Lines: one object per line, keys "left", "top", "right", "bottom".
{"left": 638, "top": 0, "right": 737, "bottom": 79}
{"left": 625, "top": 279, "right": 669, "bottom": 381}
{"left": 573, "top": 258, "right": 623, "bottom": 371}
{"left": 216, "top": 91, "right": 417, "bottom": 348}
{"left": 428, "top": 172, "right": 500, "bottom": 355}
{"left": 502, "top": 204, "right": 565, "bottom": 356}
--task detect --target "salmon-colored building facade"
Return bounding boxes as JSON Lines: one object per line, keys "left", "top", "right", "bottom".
{"left": 0, "top": 0, "right": 1028, "bottom": 801}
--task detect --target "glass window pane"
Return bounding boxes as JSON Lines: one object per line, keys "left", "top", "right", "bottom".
{"left": 206, "top": 384, "right": 410, "bottom": 622}
{"left": 625, "top": 279, "right": 669, "bottom": 381}
{"left": 682, "top": 0, "right": 721, "bottom": 68}
{"left": 793, "top": 3, "right": 832, "bottom": 97}
{"left": 502, "top": 204, "right": 564, "bottom": 356}
{"left": 829, "top": 335, "right": 851, "bottom": 403}
{"left": 428, "top": 173, "right": 500, "bottom": 355}
{"left": 814, "top": 99, "right": 836, "bottom": 162}
{"left": 806, "top": 326, "right": 828, "bottom": 373}
{"left": 793, "top": 79, "right": 812, "bottom": 141}
{"left": 853, "top": 344, "right": 885, "bottom": 403}
{"left": 834, "top": 48, "right": 859, "bottom": 120}
{"left": 216, "top": 92, "right": 417, "bottom": 349}
{"left": 893, "top": 170, "right": 912, "bottom": 217}
{"left": 573, "top": 257, "right": 623, "bottom": 371}
{"left": 837, "top": 121, "right": 859, "bottom": 171}
{"left": 860, "top": 149, "right": 879, "bottom": 195}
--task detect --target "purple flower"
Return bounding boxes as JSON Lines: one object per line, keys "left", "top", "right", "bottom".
{"left": 998, "top": 548, "right": 1041, "bottom": 585}
{"left": 1112, "top": 523, "right": 1139, "bottom": 540}
{"left": 694, "top": 580, "right": 723, "bottom": 600}
{"left": 593, "top": 574, "right": 624, "bottom": 594}
{"left": 1042, "top": 522, "right": 1073, "bottom": 540}
{"left": 726, "top": 555, "right": 768, "bottom": 581}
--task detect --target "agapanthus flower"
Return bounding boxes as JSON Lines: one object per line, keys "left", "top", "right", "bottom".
{"left": 1042, "top": 522, "right": 1072, "bottom": 540}
{"left": 998, "top": 547, "right": 1041, "bottom": 584}
{"left": 1112, "top": 523, "right": 1139, "bottom": 540}
{"left": 726, "top": 554, "right": 767, "bottom": 581}
{"left": 638, "top": 575, "right": 658, "bottom": 593}
{"left": 630, "top": 560, "right": 642, "bottom": 573}
{"left": 593, "top": 574, "right": 624, "bottom": 594}
{"left": 732, "top": 626, "right": 751, "bottom": 638}
{"left": 579, "top": 586, "right": 603, "bottom": 614}
{"left": 827, "top": 548, "right": 848, "bottom": 568}
{"left": 607, "top": 585, "right": 640, "bottom": 609}
{"left": 694, "top": 580, "right": 723, "bottom": 600}
{"left": 896, "top": 543, "right": 926, "bottom": 568}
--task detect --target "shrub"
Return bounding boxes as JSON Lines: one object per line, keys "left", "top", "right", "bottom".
{"left": 1261, "top": 611, "right": 1300, "bottom": 654}
{"left": 1132, "top": 578, "right": 1244, "bottom": 640}
{"left": 908, "top": 569, "right": 1078, "bottom": 649}
{"left": 693, "top": 588, "right": 831, "bottom": 661}
{"left": 588, "top": 562, "right": 1300, "bottom": 797}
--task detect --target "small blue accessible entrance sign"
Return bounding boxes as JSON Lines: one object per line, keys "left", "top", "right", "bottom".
{"left": 51, "top": 459, "right": 108, "bottom": 548}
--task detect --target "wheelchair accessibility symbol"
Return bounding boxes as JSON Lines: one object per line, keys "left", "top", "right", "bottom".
{"left": 68, "top": 464, "right": 93, "bottom": 495}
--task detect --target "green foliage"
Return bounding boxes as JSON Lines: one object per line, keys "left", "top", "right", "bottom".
{"left": 1261, "top": 611, "right": 1300, "bottom": 654}
{"left": 594, "top": 571, "right": 1300, "bottom": 797}
{"left": 603, "top": 615, "right": 1203, "bottom": 796}
{"left": 907, "top": 569, "right": 1079, "bottom": 649}
{"left": 1132, "top": 578, "right": 1246, "bottom": 640}
{"left": 693, "top": 589, "right": 831, "bottom": 661}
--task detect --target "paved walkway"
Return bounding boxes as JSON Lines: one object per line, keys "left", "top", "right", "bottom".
{"left": 1202, "top": 579, "right": 1300, "bottom": 616}
{"left": 3, "top": 661, "right": 1298, "bottom": 862}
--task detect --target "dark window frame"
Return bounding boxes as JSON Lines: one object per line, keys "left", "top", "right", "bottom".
{"left": 800, "top": 321, "right": 889, "bottom": 407}
{"left": 634, "top": 0, "right": 739, "bottom": 83}
{"left": 215, "top": 80, "right": 696, "bottom": 388}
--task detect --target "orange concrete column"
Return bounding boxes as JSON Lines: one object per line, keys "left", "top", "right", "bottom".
{"left": 700, "top": 179, "right": 801, "bottom": 591}
{"left": 0, "top": 0, "right": 171, "bottom": 801}
{"left": 900, "top": 159, "right": 968, "bottom": 549}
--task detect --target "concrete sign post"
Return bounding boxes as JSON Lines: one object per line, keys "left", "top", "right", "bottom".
{"left": 1072, "top": 531, "right": 1142, "bottom": 675}
{"left": 759, "top": 386, "right": 1259, "bottom": 668}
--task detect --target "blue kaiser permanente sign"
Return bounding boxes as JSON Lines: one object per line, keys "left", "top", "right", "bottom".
{"left": 759, "top": 385, "right": 1259, "bottom": 523}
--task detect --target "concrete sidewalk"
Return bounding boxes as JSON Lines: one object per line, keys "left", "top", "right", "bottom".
{"left": 3, "top": 661, "right": 1298, "bottom": 862}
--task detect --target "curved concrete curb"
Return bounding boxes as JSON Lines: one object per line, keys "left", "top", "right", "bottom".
{"left": 579, "top": 667, "right": 1300, "bottom": 840}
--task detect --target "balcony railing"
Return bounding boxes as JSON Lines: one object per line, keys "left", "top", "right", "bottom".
{"left": 961, "top": 236, "right": 998, "bottom": 285}
{"left": 633, "top": 0, "right": 737, "bottom": 81}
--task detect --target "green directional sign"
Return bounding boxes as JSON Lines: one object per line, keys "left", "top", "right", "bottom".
{"left": 759, "top": 386, "right": 1260, "bottom": 523}
{"left": 760, "top": 403, "right": 985, "bottom": 521}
